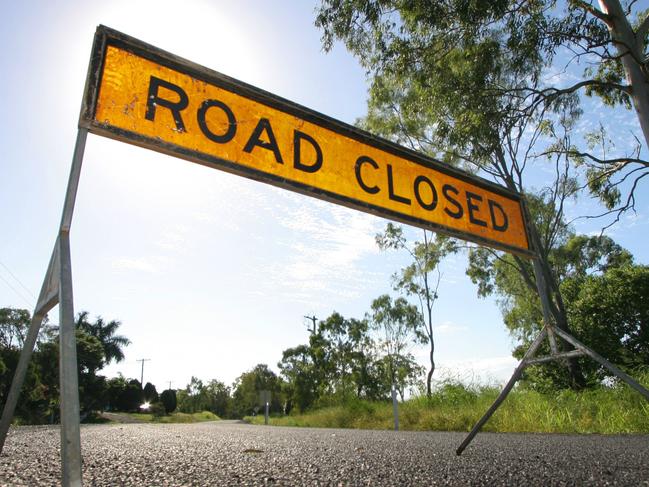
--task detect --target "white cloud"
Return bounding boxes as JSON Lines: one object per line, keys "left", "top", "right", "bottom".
{"left": 155, "top": 227, "right": 188, "bottom": 252}
{"left": 433, "top": 321, "right": 469, "bottom": 335}
{"left": 111, "top": 256, "right": 170, "bottom": 274}
{"left": 255, "top": 196, "right": 385, "bottom": 305}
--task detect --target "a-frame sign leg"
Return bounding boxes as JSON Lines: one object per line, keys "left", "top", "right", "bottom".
{"left": 55, "top": 127, "right": 87, "bottom": 487}
{"left": 455, "top": 327, "right": 547, "bottom": 455}
{"left": 0, "top": 128, "right": 87, "bottom": 487}
{"left": 0, "top": 240, "right": 61, "bottom": 453}
{"left": 457, "top": 256, "right": 649, "bottom": 455}
{"left": 58, "top": 233, "right": 82, "bottom": 487}
{"left": 553, "top": 327, "right": 649, "bottom": 401}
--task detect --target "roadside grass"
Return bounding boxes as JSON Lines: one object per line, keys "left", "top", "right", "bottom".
{"left": 246, "top": 371, "right": 649, "bottom": 434}
{"left": 126, "top": 411, "right": 220, "bottom": 423}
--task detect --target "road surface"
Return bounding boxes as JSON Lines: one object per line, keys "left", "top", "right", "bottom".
{"left": 1, "top": 421, "right": 647, "bottom": 485}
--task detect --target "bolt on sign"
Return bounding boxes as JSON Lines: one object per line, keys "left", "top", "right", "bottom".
{"left": 81, "top": 26, "right": 533, "bottom": 256}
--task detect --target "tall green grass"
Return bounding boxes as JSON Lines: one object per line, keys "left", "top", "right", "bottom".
{"left": 248, "top": 371, "right": 649, "bottom": 434}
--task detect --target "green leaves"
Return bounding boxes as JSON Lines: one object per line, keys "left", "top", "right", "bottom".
{"left": 317, "top": 0, "right": 649, "bottom": 221}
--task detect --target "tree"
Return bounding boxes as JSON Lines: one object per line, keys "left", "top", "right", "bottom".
{"left": 468, "top": 224, "right": 638, "bottom": 389}
{"left": 0, "top": 308, "right": 30, "bottom": 349}
{"left": 143, "top": 382, "right": 159, "bottom": 403}
{"left": 316, "top": 0, "right": 602, "bottom": 388}
{"left": 278, "top": 344, "right": 323, "bottom": 412}
{"left": 376, "top": 224, "right": 457, "bottom": 396}
{"left": 108, "top": 379, "right": 144, "bottom": 412}
{"left": 160, "top": 389, "right": 177, "bottom": 414}
{"left": 367, "top": 295, "right": 426, "bottom": 400}
{"left": 279, "top": 311, "right": 391, "bottom": 411}
{"left": 231, "top": 364, "right": 283, "bottom": 418}
{"left": 126, "top": 379, "right": 144, "bottom": 411}
{"left": 177, "top": 376, "right": 205, "bottom": 414}
{"left": 25, "top": 327, "right": 107, "bottom": 416}
{"left": 204, "top": 379, "right": 231, "bottom": 418}
{"left": 0, "top": 308, "right": 44, "bottom": 421}
{"left": 318, "top": 313, "right": 377, "bottom": 399}
{"left": 316, "top": 0, "right": 649, "bottom": 219}
{"left": 75, "top": 311, "right": 131, "bottom": 365}
{"left": 563, "top": 264, "right": 649, "bottom": 380}
{"left": 0, "top": 307, "right": 132, "bottom": 421}
{"left": 106, "top": 375, "right": 128, "bottom": 411}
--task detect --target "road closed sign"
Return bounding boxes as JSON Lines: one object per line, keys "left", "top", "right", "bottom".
{"left": 81, "top": 26, "right": 532, "bottom": 256}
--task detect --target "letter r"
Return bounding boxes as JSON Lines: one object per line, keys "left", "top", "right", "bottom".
{"left": 145, "top": 76, "right": 189, "bottom": 132}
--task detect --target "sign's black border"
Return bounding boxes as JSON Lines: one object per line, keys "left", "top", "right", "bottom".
{"left": 79, "top": 25, "right": 535, "bottom": 258}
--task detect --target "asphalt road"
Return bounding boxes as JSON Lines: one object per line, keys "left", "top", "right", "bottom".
{"left": 1, "top": 421, "right": 647, "bottom": 486}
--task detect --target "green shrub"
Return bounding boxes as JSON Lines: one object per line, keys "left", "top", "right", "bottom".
{"left": 160, "top": 389, "right": 177, "bottom": 414}
{"left": 149, "top": 402, "right": 166, "bottom": 418}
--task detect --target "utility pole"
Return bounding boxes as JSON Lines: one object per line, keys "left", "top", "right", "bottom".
{"left": 304, "top": 315, "right": 318, "bottom": 335}
{"left": 168, "top": 381, "right": 173, "bottom": 391}
{"left": 136, "top": 358, "right": 150, "bottom": 388}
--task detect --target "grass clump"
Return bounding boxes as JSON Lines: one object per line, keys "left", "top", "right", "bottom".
{"left": 247, "top": 370, "right": 649, "bottom": 434}
{"left": 127, "top": 410, "right": 220, "bottom": 423}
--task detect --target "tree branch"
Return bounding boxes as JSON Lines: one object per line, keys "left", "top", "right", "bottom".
{"left": 572, "top": 0, "right": 611, "bottom": 23}
{"left": 636, "top": 11, "right": 649, "bottom": 45}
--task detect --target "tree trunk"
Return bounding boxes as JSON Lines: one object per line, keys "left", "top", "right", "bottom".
{"left": 422, "top": 234, "right": 436, "bottom": 397}
{"left": 426, "top": 347, "right": 435, "bottom": 396}
{"left": 599, "top": 0, "right": 649, "bottom": 148}
{"left": 524, "top": 204, "right": 587, "bottom": 389}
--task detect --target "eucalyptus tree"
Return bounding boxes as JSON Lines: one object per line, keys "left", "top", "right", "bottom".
{"left": 315, "top": 0, "right": 649, "bottom": 387}
{"left": 318, "top": 312, "right": 376, "bottom": 399}
{"left": 316, "top": 0, "right": 649, "bottom": 219}
{"left": 368, "top": 295, "right": 426, "bottom": 400}
{"left": 376, "top": 225, "right": 457, "bottom": 396}
{"left": 467, "top": 208, "right": 638, "bottom": 389}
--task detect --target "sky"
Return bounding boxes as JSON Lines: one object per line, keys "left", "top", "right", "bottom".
{"left": 1, "top": 0, "right": 648, "bottom": 395}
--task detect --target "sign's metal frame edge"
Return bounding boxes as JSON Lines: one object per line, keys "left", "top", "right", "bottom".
{"left": 80, "top": 25, "right": 535, "bottom": 258}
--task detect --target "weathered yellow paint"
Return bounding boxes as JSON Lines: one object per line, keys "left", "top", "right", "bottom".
{"left": 94, "top": 45, "right": 529, "bottom": 253}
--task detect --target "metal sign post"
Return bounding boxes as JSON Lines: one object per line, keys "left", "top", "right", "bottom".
{"left": 259, "top": 390, "right": 271, "bottom": 425}
{"left": 391, "top": 385, "right": 399, "bottom": 431}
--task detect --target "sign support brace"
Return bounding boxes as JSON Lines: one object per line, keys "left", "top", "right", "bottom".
{"left": 0, "top": 129, "right": 87, "bottom": 487}
{"left": 456, "top": 253, "right": 649, "bottom": 455}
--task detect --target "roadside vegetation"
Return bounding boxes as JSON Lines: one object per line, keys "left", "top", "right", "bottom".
{"left": 125, "top": 411, "right": 219, "bottom": 424}
{"left": 247, "top": 372, "right": 649, "bottom": 434}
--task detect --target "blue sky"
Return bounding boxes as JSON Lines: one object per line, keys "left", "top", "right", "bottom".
{"left": 1, "top": 0, "right": 647, "bottom": 394}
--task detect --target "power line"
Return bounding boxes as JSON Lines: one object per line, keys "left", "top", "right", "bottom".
{"left": 136, "top": 358, "right": 151, "bottom": 387}
{"left": 0, "top": 260, "right": 36, "bottom": 300}
{"left": 0, "top": 272, "right": 33, "bottom": 308}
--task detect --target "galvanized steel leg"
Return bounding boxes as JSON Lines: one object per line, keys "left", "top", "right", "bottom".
{"left": 532, "top": 258, "right": 559, "bottom": 354}
{"left": 56, "top": 128, "right": 88, "bottom": 487}
{"left": 58, "top": 233, "right": 82, "bottom": 487}
{"left": 456, "top": 327, "right": 547, "bottom": 456}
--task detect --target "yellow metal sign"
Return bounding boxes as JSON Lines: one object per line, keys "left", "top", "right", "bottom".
{"left": 81, "top": 26, "right": 532, "bottom": 256}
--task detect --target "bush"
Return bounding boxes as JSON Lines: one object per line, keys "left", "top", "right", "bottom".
{"left": 160, "top": 389, "right": 177, "bottom": 414}
{"left": 143, "top": 382, "right": 159, "bottom": 403}
{"left": 149, "top": 402, "right": 166, "bottom": 418}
